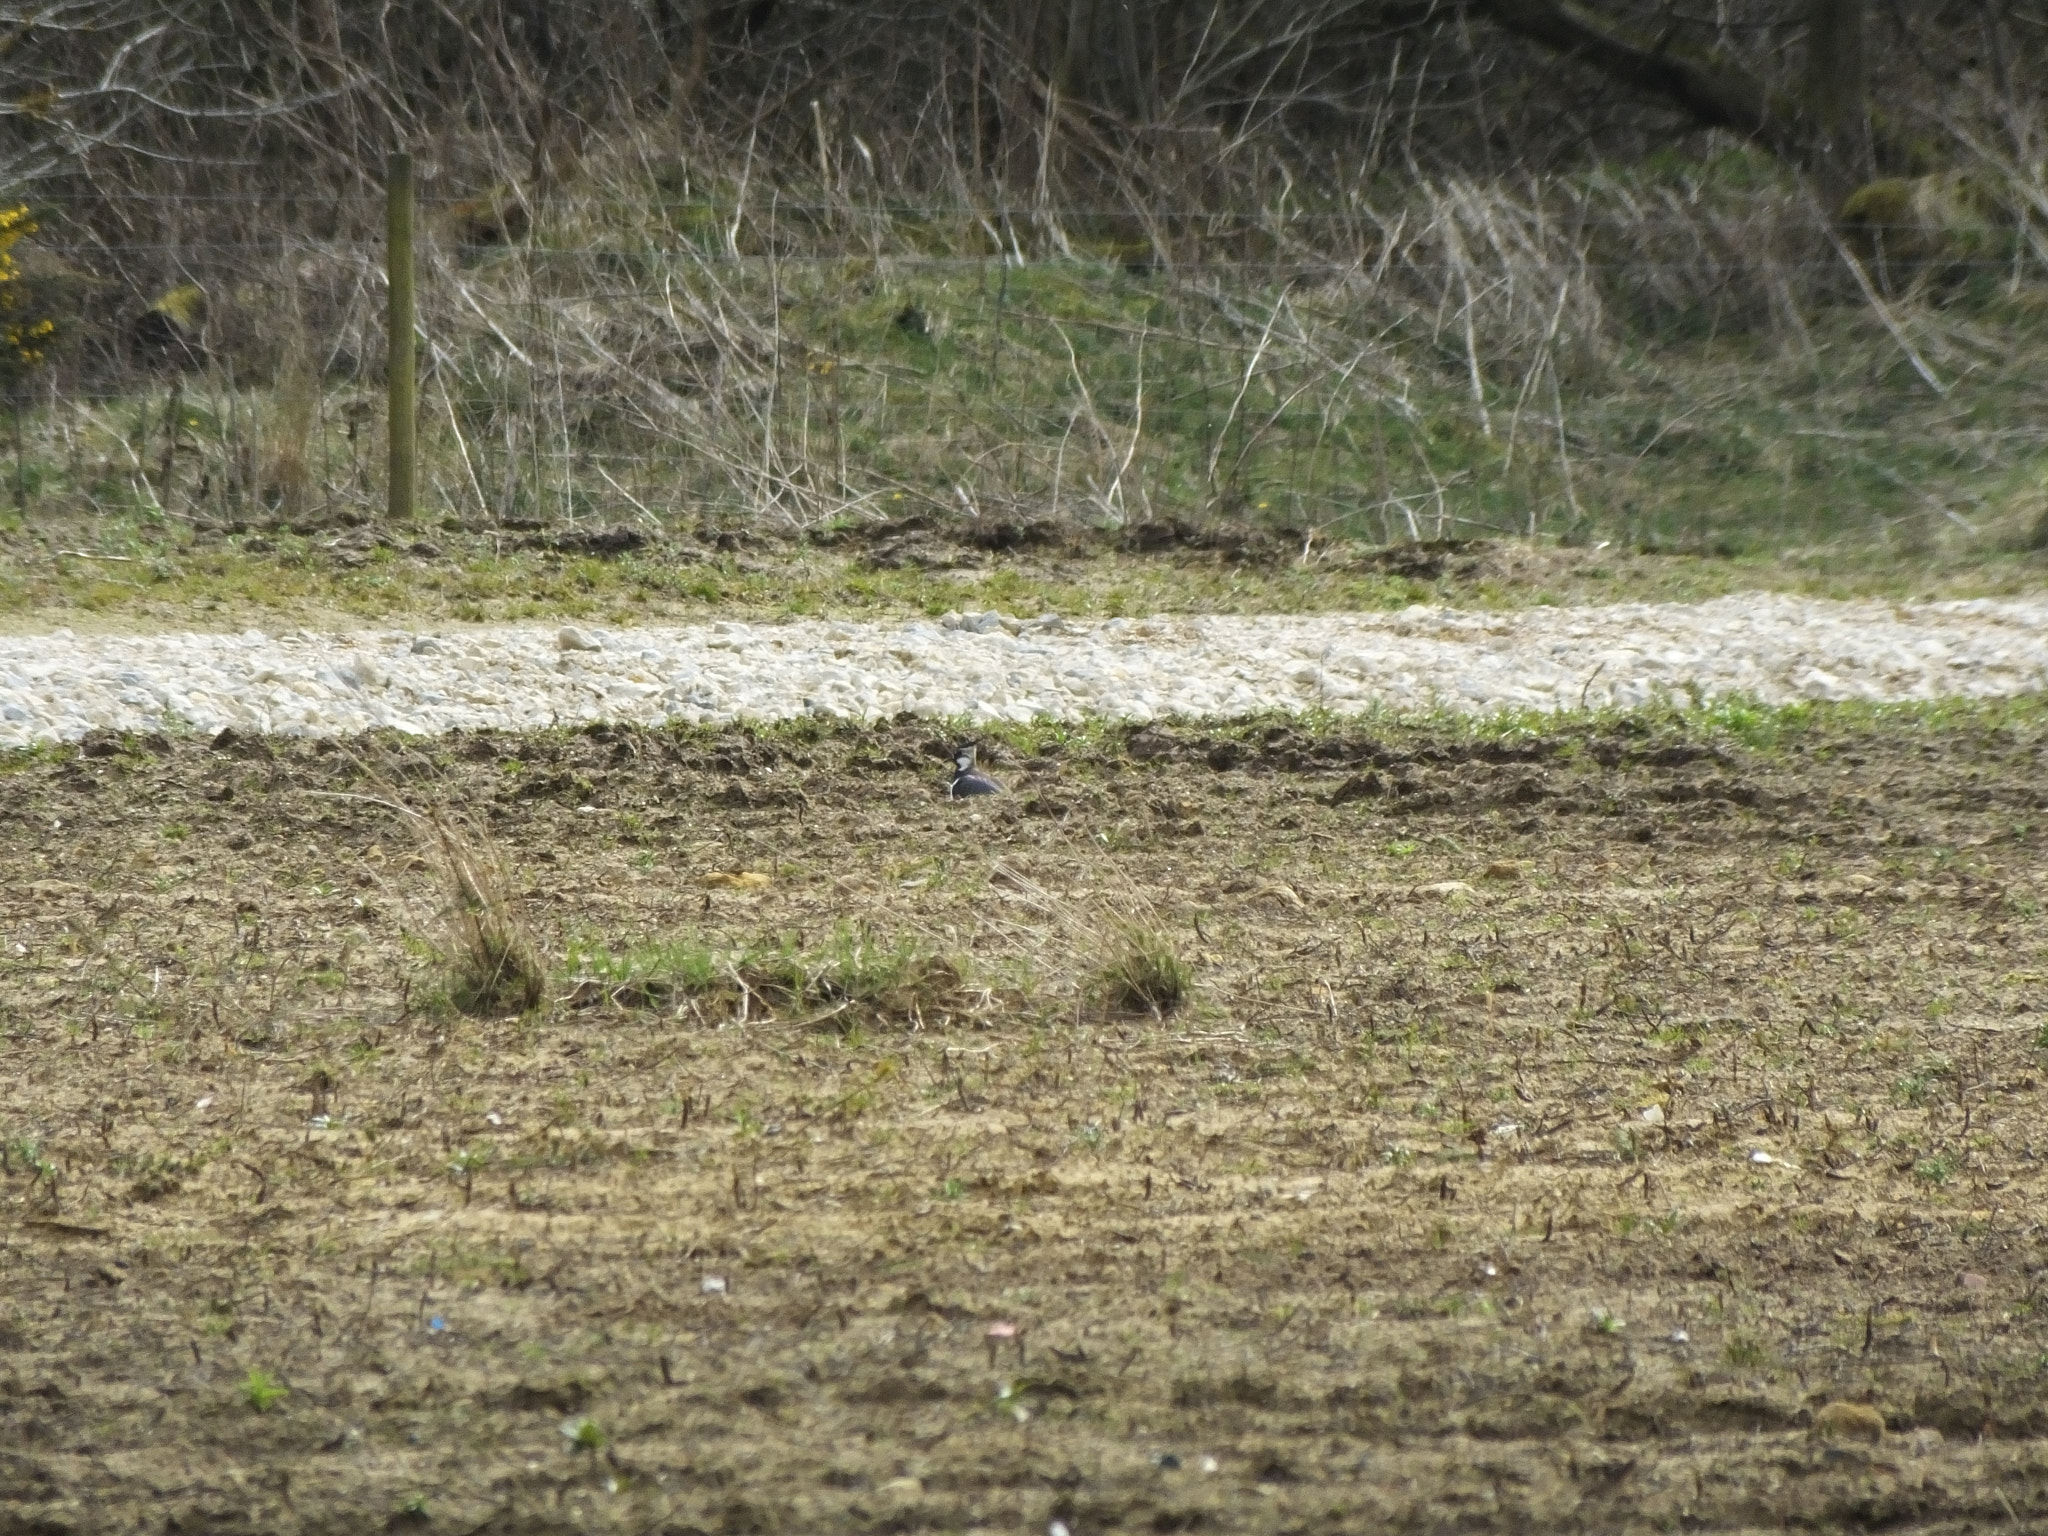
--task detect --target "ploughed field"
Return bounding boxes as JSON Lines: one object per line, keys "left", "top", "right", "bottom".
{"left": 3, "top": 707, "right": 2048, "bottom": 1534}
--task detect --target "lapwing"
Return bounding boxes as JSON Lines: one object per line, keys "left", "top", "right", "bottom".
{"left": 947, "top": 743, "right": 1002, "bottom": 799}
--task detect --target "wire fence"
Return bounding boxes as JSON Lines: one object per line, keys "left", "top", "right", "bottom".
{"left": 3, "top": 175, "right": 2045, "bottom": 556}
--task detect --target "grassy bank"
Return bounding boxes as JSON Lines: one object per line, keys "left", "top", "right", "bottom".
{"left": 4, "top": 147, "right": 2047, "bottom": 631}
{"left": 2, "top": 521, "right": 2046, "bottom": 635}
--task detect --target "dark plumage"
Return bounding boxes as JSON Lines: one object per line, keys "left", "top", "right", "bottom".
{"left": 947, "top": 744, "right": 1002, "bottom": 798}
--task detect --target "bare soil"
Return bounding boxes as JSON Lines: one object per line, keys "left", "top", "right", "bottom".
{"left": 4, "top": 708, "right": 2048, "bottom": 1534}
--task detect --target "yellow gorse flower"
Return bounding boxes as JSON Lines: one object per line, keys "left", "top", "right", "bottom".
{"left": 0, "top": 204, "right": 58, "bottom": 368}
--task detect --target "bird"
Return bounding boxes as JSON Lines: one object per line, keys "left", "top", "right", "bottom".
{"left": 947, "top": 743, "right": 1002, "bottom": 798}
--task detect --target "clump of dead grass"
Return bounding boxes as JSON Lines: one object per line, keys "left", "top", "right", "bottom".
{"left": 1095, "top": 915, "right": 1190, "bottom": 1016}
{"left": 991, "top": 860, "right": 1193, "bottom": 1017}
{"left": 420, "top": 808, "right": 545, "bottom": 1015}
{"left": 329, "top": 778, "right": 547, "bottom": 1017}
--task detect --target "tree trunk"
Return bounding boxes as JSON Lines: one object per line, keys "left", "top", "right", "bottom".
{"left": 1114, "top": 0, "right": 1152, "bottom": 120}
{"left": 1048, "top": 0, "right": 1159, "bottom": 119}
{"left": 1803, "top": 0, "right": 1869, "bottom": 200}
{"left": 1473, "top": 0, "right": 1803, "bottom": 159}
{"left": 1058, "top": 0, "right": 1096, "bottom": 100}
{"left": 1472, "top": 0, "right": 1895, "bottom": 201}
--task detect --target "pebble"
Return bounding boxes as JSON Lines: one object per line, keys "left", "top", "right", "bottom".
{"left": 3, "top": 592, "right": 2046, "bottom": 747}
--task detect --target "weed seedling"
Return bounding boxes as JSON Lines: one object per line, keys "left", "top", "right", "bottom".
{"left": 1913, "top": 1155, "right": 1955, "bottom": 1186}
{"left": 240, "top": 1369, "right": 288, "bottom": 1413}
{"left": 1723, "top": 1334, "right": 1772, "bottom": 1369}
{"left": 448, "top": 1146, "right": 491, "bottom": 1206}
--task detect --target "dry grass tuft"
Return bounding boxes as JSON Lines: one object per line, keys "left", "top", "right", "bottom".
{"left": 990, "top": 858, "right": 1193, "bottom": 1016}
{"left": 309, "top": 781, "right": 545, "bottom": 1016}
{"left": 1095, "top": 916, "right": 1190, "bottom": 1016}
{"left": 418, "top": 807, "right": 545, "bottom": 1016}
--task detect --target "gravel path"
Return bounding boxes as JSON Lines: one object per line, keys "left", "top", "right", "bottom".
{"left": 4, "top": 593, "right": 2046, "bottom": 747}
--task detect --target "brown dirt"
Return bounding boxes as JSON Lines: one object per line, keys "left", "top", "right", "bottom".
{"left": 4, "top": 709, "right": 2048, "bottom": 1534}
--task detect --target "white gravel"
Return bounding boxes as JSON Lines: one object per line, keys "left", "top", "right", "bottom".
{"left": 3, "top": 593, "right": 2047, "bottom": 748}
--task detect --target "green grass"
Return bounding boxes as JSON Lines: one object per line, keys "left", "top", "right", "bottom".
{"left": 1913, "top": 1155, "right": 1957, "bottom": 1186}
{"left": 561, "top": 1416, "right": 606, "bottom": 1452}
{"left": 563, "top": 924, "right": 963, "bottom": 1025}
{"left": 433, "top": 174, "right": 2048, "bottom": 558}
{"left": 2, "top": 513, "right": 2045, "bottom": 634}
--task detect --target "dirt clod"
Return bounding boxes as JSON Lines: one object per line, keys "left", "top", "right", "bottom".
{"left": 1812, "top": 1401, "right": 1888, "bottom": 1444}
